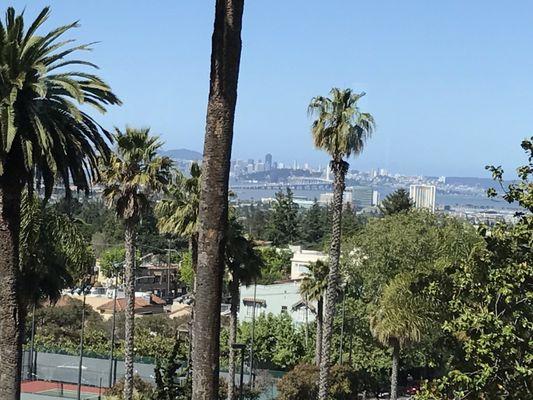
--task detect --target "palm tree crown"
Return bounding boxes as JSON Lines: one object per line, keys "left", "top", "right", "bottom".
{"left": 308, "top": 88, "right": 375, "bottom": 162}
{"left": 370, "top": 274, "right": 426, "bottom": 348}
{"left": 300, "top": 260, "right": 329, "bottom": 302}
{"left": 156, "top": 162, "right": 200, "bottom": 237}
{"left": 0, "top": 7, "right": 121, "bottom": 196}
{"left": 101, "top": 127, "right": 172, "bottom": 223}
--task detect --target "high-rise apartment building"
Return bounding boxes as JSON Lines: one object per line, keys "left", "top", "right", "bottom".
{"left": 409, "top": 185, "right": 436, "bottom": 212}
{"left": 265, "top": 153, "right": 272, "bottom": 171}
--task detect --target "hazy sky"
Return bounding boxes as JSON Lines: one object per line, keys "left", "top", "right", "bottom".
{"left": 7, "top": 1, "right": 533, "bottom": 177}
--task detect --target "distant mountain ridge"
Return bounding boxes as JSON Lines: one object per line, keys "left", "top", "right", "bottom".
{"left": 162, "top": 148, "right": 202, "bottom": 160}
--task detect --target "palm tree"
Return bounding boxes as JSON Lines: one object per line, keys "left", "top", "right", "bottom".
{"left": 156, "top": 162, "right": 200, "bottom": 379}
{"left": 192, "top": 1, "right": 245, "bottom": 399}
{"left": 226, "top": 215, "right": 262, "bottom": 400}
{"left": 0, "top": 7, "right": 119, "bottom": 397}
{"left": 300, "top": 260, "right": 328, "bottom": 366}
{"left": 19, "top": 194, "right": 95, "bottom": 309}
{"left": 308, "top": 88, "right": 375, "bottom": 400}
{"left": 101, "top": 127, "right": 171, "bottom": 400}
{"left": 370, "top": 275, "right": 426, "bottom": 400}
{"left": 156, "top": 162, "right": 201, "bottom": 273}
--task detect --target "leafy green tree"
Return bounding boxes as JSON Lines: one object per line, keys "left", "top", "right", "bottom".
{"left": 0, "top": 7, "right": 119, "bottom": 395}
{"left": 265, "top": 189, "right": 300, "bottom": 246}
{"left": 99, "top": 247, "right": 126, "bottom": 278}
{"left": 237, "top": 313, "right": 307, "bottom": 371}
{"left": 300, "top": 260, "right": 328, "bottom": 366}
{"left": 256, "top": 247, "right": 292, "bottom": 284}
{"left": 238, "top": 201, "right": 270, "bottom": 239}
{"left": 417, "top": 138, "right": 533, "bottom": 399}
{"left": 379, "top": 188, "right": 413, "bottom": 215}
{"left": 299, "top": 200, "right": 327, "bottom": 248}
{"left": 309, "top": 88, "right": 375, "bottom": 400}
{"left": 225, "top": 216, "right": 263, "bottom": 400}
{"left": 101, "top": 127, "right": 171, "bottom": 400}
{"left": 277, "top": 364, "right": 365, "bottom": 400}
{"left": 153, "top": 337, "right": 189, "bottom": 400}
{"left": 346, "top": 211, "right": 480, "bottom": 302}
{"left": 19, "top": 194, "right": 95, "bottom": 308}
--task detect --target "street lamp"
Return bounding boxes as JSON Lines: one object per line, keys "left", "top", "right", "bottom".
{"left": 231, "top": 343, "right": 246, "bottom": 400}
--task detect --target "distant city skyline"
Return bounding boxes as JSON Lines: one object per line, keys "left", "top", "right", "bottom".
{"left": 10, "top": 1, "right": 533, "bottom": 178}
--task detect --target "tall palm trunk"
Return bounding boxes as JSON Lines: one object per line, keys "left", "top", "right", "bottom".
{"left": 227, "top": 278, "right": 240, "bottom": 400}
{"left": 191, "top": 1, "right": 244, "bottom": 400}
{"left": 318, "top": 159, "right": 347, "bottom": 400}
{"left": 123, "top": 220, "right": 137, "bottom": 400}
{"left": 187, "top": 233, "right": 198, "bottom": 379}
{"left": 0, "top": 176, "right": 23, "bottom": 400}
{"left": 315, "top": 297, "right": 323, "bottom": 367}
{"left": 390, "top": 338, "right": 400, "bottom": 400}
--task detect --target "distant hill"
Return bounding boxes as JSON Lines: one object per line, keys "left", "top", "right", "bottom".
{"left": 162, "top": 149, "right": 202, "bottom": 161}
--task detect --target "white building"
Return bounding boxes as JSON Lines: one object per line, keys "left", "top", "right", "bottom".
{"left": 289, "top": 245, "right": 327, "bottom": 280}
{"left": 318, "top": 192, "right": 353, "bottom": 207}
{"left": 239, "top": 281, "right": 314, "bottom": 324}
{"left": 409, "top": 184, "right": 436, "bottom": 212}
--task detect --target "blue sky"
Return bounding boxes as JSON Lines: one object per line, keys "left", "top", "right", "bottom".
{"left": 7, "top": 1, "right": 533, "bottom": 177}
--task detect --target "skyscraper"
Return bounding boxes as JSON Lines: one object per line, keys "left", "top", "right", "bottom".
{"left": 265, "top": 153, "right": 272, "bottom": 171}
{"left": 409, "top": 185, "right": 436, "bottom": 212}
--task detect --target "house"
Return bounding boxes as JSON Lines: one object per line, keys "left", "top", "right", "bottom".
{"left": 289, "top": 245, "right": 327, "bottom": 280}
{"left": 135, "top": 260, "right": 184, "bottom": 301}
{"left": 239, "top": 281, "right": 315, "bottom": 325}
{"left": 97, "top": 293, "right": 166, "bottom": 319}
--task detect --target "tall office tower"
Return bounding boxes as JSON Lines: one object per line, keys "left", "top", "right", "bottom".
{"left": 409, "top": 185, "right": 436, "bottom": 212}
{"left": 265, "top": 153, "right": 272, "bottom": 171}
{"left": 350, "top": 186, "right": 374, "bottom": 208}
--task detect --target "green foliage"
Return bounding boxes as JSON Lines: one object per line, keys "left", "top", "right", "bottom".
{"left": 0, "top": 6, "right": 120, "bottom": 192}
{"left": 156, "top": 162, "right": 200, "bottom": 238}
{"left": 101, "top": 127, "right": 172, "bottom": 224}
{"left": 236, "top": 201, "right": 270, "bottom": 239}
{"left": 308, "top": 88, "right": 375, "bottom": 161}
{"left": 256, "top": 247, "right": 292, "bottom": 284}
{"left": 19, "top": 194, "right": 95, "bottom": 307}
{"left": 300, "top": 260, "right": 328, "bottom": 302}
{"left": 153, "top": 338, "right": 189, "bottom": 400}
{"left": 99, "top": 247, "right": 126, "bottom": 278}
{"left": 416, "top": 138, "right": 533, "bottom": 399}
{"left": 177, "top": 251, "right": 194, "bottom": 289}
{"left": 277, "top": 364, "right": 367, "bottom": 400}
{"left": 237, "top": 313, "right": 307, "bottom": 370}
{"left": 346, "top": 210, "right": 480, "bottom": 302}
{"left": 105, "top": 375, "right": 154, "bottom": 400}
{"left": 265, "top": 189, "right": 300, "bottom": 246}
{"left": 299, "top": 200, "right": 327, "bottom": 248}
{"left": 379, "top": 188, "right": 413, "bottom": 215}
{"left": 226, "top": 215, "right": 263, "bottom": 286}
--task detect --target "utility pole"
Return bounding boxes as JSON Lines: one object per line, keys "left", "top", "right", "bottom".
{"left": 77, "top": 289, "right": 87, "bottom": 400}
{"left": 167, "top": 238, "right": 171, "bottom": 299}
{"left": 249, "top": 281, "right": 257, "bottom": 389}
{"left": 108, "top": 276, "right": 118, "bottom": 388}
{"left": 28, "top": 302, "right": 36, "bottom": 380}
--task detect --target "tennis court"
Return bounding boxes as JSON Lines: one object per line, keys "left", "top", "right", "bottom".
{"left": 21, "top": 380, "right": 102, "bottom": 399}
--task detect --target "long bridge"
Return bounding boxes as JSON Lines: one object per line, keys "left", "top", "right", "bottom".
{"left": 231, "top": 177, "right": 333, "bottom": 191}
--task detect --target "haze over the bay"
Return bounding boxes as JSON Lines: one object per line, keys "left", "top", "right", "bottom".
{"left": 10, "top": 0, "right": 533, "bottom": 177}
